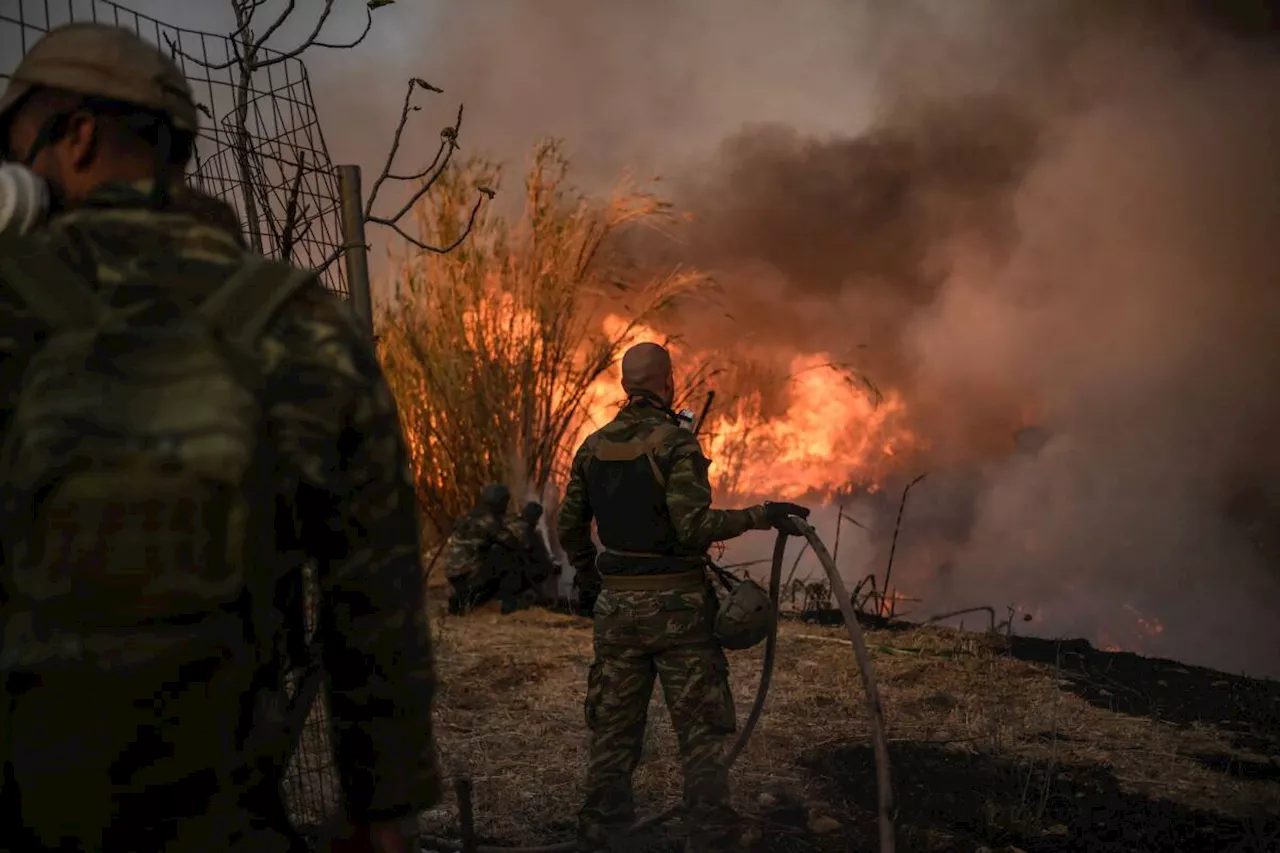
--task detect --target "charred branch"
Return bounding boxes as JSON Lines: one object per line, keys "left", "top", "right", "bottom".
{"left": 879, "top": 473, "right": 926, "bottom": 616}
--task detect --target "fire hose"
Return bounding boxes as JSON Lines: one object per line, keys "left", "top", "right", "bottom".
{"left": 419, "top": 519, "right": 895, "bottom": 853}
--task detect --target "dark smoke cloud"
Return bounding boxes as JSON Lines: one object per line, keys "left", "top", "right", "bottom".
{"left": 669, "top": 98, "right": 1042, "bottom": 447}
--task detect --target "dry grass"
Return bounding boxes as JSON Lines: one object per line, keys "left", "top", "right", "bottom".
{"left": 414, "top": 598, "right": 1280, "bottom": 852}
{"left": 376, "top": 140, "right": 715, "bottom": 536}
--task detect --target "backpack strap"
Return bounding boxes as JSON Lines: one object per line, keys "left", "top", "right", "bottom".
{"left": 0, "top": 239, "right": 109, "bottom": 330}
{"left": 591, "top": 423, "right": 682, "bottom": 488}
{"left": 196, "top": 255, "right": 317, "bottom": 349}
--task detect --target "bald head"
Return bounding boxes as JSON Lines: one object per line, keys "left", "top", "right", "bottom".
{"left": 621, "top": 342, "right": 674, "bottom": 406}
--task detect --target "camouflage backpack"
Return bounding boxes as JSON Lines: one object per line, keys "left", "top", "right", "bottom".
{"left": 0, "top": 242, "right": 314, "bottom": 675}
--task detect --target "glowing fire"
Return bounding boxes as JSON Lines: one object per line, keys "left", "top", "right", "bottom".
{"left": 704, "top": 357, "right": 915, "bottom": 500}
{"left": 876, "top": 588, "right": 917, "bottom": 617}
{"left": 1096, "top": 603, "right": 1166, "bottom": 653}
{"left": 572, "top": 314, "right": 919, "bottom": 501}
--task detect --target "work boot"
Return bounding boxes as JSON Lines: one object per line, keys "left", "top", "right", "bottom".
{"left": 685, "top": 804, "right": 745, "bottom": 853}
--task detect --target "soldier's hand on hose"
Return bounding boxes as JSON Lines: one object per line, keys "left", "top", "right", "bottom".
{"left": 520, "top": 501, "right": 543, "bottom": 524}
{"left": 763, "top": 501, "right": 811, "bottom": 536}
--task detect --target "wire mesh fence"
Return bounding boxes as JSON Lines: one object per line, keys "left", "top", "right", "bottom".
{"left": 0, "top": 0, "right": 346, "bottom": 837}
{"left": 0, "top": 0, "right": 351, "bottom": 297}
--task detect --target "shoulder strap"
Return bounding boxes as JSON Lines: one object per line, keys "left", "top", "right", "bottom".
{"left": 592, "top": 423, "right": 682, "bottom": 488}
{"left": 197, "top": 255, "right": 316, "bottom": 349}
{"left": 0, "top": 238, "right": 108, "bottom": 330}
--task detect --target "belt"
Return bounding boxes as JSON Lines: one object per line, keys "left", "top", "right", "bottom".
{"left": 600, "top": 569, "right": 707, "bottom": 593}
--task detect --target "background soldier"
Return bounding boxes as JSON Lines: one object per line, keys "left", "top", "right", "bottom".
{"left": 0, "top": 24, "right": 438, "bottom": 853}
{"left": 444, "top": 482, "right": 526, "bottom": 615}
{"left": 557, "top": 341, "right": 807, "bottom": 852}
{"left": 505, "top": 501, "right": 561, "bottom": 606}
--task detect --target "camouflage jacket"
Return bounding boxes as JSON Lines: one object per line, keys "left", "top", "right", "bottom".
{"left": 505, "top": 515, "right": 559, "bottom": 580}
{"left": 557, "top": 402, "right": 768, "bottom": 589}
{"left": 0, "top": 182, "right": 440, "bottom": 826}
{"left": 442, "top": 508, "right": 521, "bottom": 580}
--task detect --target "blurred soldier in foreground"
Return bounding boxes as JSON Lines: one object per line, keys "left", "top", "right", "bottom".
{"left": 557, "top": 342, "right": 808, "bottom": 852}
{"left": 445, "top": 484, "right": 554, "bottom": 615}
{"left": 0, "top": 23, "right": 438, "bottom": 853}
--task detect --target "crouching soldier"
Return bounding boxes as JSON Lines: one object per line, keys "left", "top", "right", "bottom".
{"left": 504, "top": 501, "right": 561, "bottom": 607}
{"left": 444, "top": 483, "right": 523, "bottom": 614}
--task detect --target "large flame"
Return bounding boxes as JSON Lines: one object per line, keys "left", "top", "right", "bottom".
{"left": 704, "top": 356, "right": 916, "bottom": 500}
{"left": 572, "top": 314, "right": 919, "bottom": 501}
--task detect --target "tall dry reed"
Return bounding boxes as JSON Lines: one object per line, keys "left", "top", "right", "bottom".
{"left": 377, "top": 140, "right": 714, "bottom": 535}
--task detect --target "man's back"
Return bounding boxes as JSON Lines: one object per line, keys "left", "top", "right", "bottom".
{"left": 0, "top": 182, "right": 440, "bottom": 852}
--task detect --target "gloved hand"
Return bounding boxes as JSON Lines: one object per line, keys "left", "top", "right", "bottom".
{"left": 763, "top": 501, "right": 811, "bottom": 536}
{"left": 520, "top": 501, "right": 543, "bottom": 524}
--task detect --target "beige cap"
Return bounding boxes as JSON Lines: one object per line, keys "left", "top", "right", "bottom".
{"left": 0, "top": 22, "right": 199, "bottom": 134}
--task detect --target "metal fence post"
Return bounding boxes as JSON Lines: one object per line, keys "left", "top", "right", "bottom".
{"left": 336, "top": 165, "right": 374, "bottom": 339}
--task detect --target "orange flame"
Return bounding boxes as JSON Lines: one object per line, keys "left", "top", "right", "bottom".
{"left": 705, "top": 353, "right": 916, "bottom": 500}
{"left": 1096, "top": 603, "right": 1165, "bottom": 654}
{"left": 571, "top": 314, "right": 920, "bottom": 501}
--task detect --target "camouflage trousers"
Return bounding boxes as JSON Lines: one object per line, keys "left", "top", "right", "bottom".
{"left": 579, "top": 581, "right": 739, "bottom": 851}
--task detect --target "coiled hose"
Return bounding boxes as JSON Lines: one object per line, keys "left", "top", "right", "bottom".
{"left": 420, "top": 521, "right": 894, "bottom": 853}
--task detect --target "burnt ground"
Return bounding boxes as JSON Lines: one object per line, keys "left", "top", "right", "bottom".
{"left": 408, "top": 594, "right": 1279, "bottom": 853}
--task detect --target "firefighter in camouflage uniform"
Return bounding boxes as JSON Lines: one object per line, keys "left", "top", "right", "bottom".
{"left": 0, "top": 23, "right": 438, "bottom": 853}
{"left": 504, "top": 500, "right": 561, "bottom": 606}
{"left": 445, "top": 484, "right": 555, "bottom": 614}
{"left": 557, "top": 342, "right": 807, "bottom": 852}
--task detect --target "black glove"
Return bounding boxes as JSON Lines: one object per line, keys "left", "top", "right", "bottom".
{"left": 521, "top": 501, "right": 543, "bottom": 524}
{"left": 763, "top": 501, "right": 811, "bottom": 536}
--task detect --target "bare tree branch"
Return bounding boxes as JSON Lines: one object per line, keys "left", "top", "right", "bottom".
{"left": 269, "top": 149, "right": 311, "bottom": 264}
{"left": 227, "top": 0, "right": 263, "bottom": 41}
{"left": 357, "top": 80, "right": 493, "bottom": 254}
{"left": 172, "top": 2, "right": 484, "bottom": 273}
{"left": 254, "top": 3, "right": 363, "bottom": 69}
{"left": 376, "top": 191, "right": 490, "bottom": 255}
{"left": 173, "top": 1, "right": 375, "bottom": 72}
{"left": 310, "top": 9, "right": 376, "bottom": 52}
{"left": 249, "top": 0, "right": 298, "bottom": 59}
{"left": 362, "top": 79, "right": 447, "bottom": 218}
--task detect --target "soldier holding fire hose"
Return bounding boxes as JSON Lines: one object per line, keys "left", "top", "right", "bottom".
{"left": 557, "top": 341, "right": 809, "bottom": 852}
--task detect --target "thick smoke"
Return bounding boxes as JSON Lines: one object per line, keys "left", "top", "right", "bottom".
{"left": 921, "top": 35, "right": 1280, "bottom": 676}
{"left": 671, "top": 6, "right": 1280, "bottom": 676}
